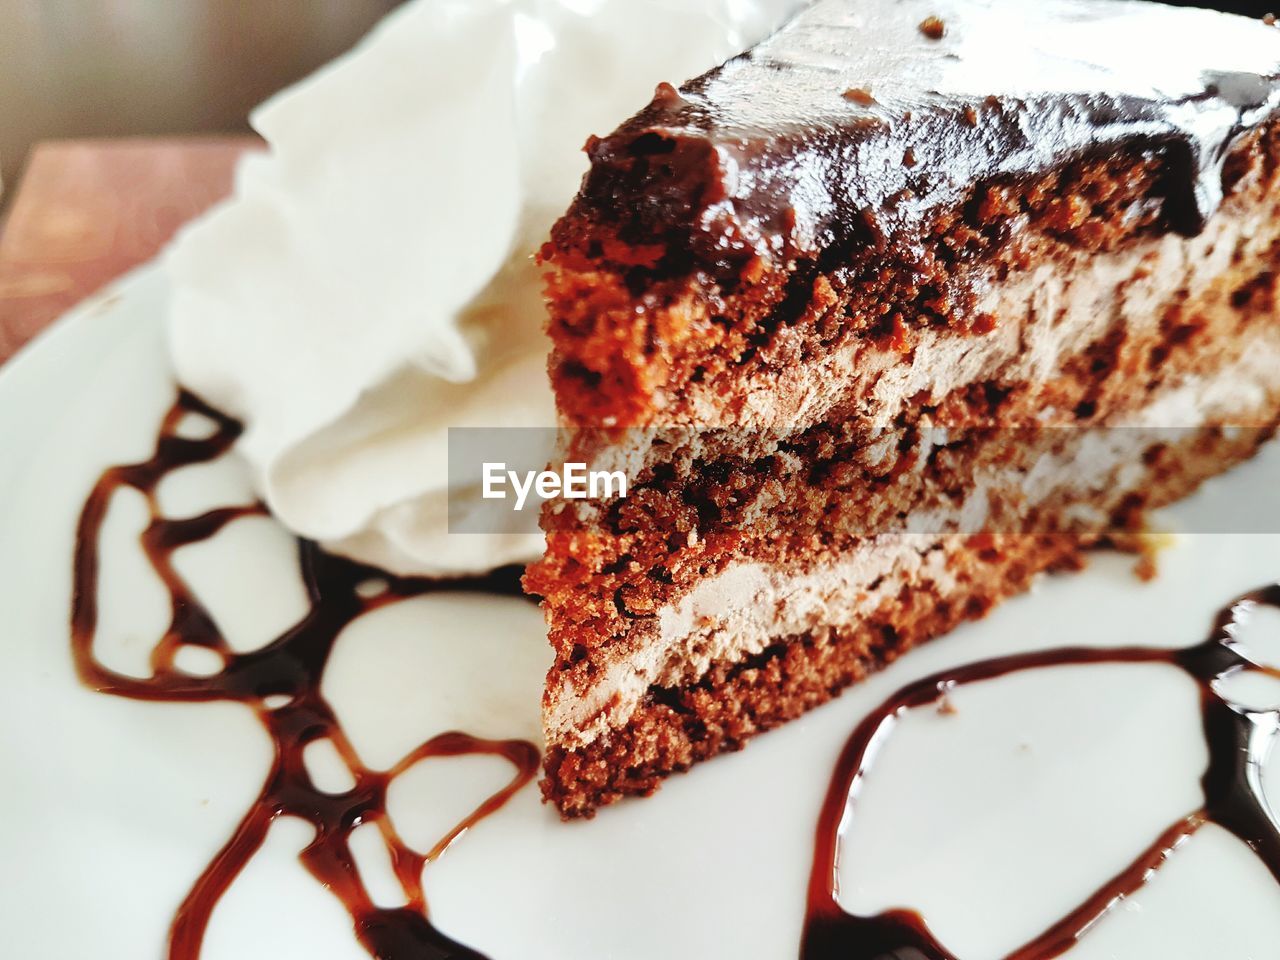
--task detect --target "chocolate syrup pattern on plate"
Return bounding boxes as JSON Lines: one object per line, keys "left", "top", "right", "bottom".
{"left": 70, "top": 392, "right": 538, "bottom": 960}
{"left": 802, "top": 590, "right": 1280, "bottom": 959}
{"left": 71, "top": 394, "right": 1280, "bottom": 960}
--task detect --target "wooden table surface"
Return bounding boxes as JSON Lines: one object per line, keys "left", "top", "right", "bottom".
{"left": 0, "top": 136, "right": 259, "bottom": 366}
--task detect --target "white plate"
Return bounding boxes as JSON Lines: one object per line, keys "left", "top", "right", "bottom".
{"left": 3, "top": 265, "right": 1280, "bottom": 960}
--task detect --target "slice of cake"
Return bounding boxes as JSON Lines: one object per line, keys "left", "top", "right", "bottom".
{"left": 525, "top": 0, "right": 1280, "bottom": 817}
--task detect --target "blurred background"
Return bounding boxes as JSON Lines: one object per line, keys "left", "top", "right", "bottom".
{"left": 0, "top": 0, "right": 406, "bottom": 207}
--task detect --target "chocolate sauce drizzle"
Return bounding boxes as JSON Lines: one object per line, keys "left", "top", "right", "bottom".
{"left": 70, "top": 392, "right": 538, "bottom": 960}
{"left": 70, "top": 394, "right": 1280, "bottom": 959}
{"left": 802, "top": 588, "right": 1280, "bottom": 959}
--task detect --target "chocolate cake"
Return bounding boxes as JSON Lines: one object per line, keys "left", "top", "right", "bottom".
{"left": 525, "top": 0, "right": 1280, "bottom": 817}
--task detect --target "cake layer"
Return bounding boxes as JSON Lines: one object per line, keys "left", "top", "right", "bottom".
{"left": 553, "top": 157, "right": 1280, "bottom": 482}
{"left": 541, "top": 346, "right": 1280, "bottom": 758}
{"left": 542, "top": 413, "right": 1279, "bottom": 816}
{"left": 532, "top": 248, "right": 1280, "bottom": 671}
{"left": 533, "top": 0, "right": 1280, "bottom": 818}
{"left": 549, "top": 119, "right": 1280, "bottom": 439}
{"left": 543, "top": 532, "right": 1087, "bottom": 817}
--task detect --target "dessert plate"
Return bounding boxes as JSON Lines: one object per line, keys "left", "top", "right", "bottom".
{"left": 3, "top": 265, "right": 1280, "bottom": 959}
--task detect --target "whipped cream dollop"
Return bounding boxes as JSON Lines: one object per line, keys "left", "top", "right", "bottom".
{"left": 166, "top": 0, "right": 802, "bottom": 576}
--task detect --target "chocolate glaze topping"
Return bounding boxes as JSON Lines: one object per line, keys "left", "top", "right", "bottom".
{"left": 579, "top": 0, "right": 1280, "bottom": 266}
{"left": 802, "top": 584, "right": 1280, "bottom": 959}
{"left": 70, "top": 392, "right": 537, "bottom": 960}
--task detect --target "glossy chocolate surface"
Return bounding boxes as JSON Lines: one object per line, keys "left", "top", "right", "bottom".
{"left": 579, "top": 0, "right": 1280, "bottom": 262}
